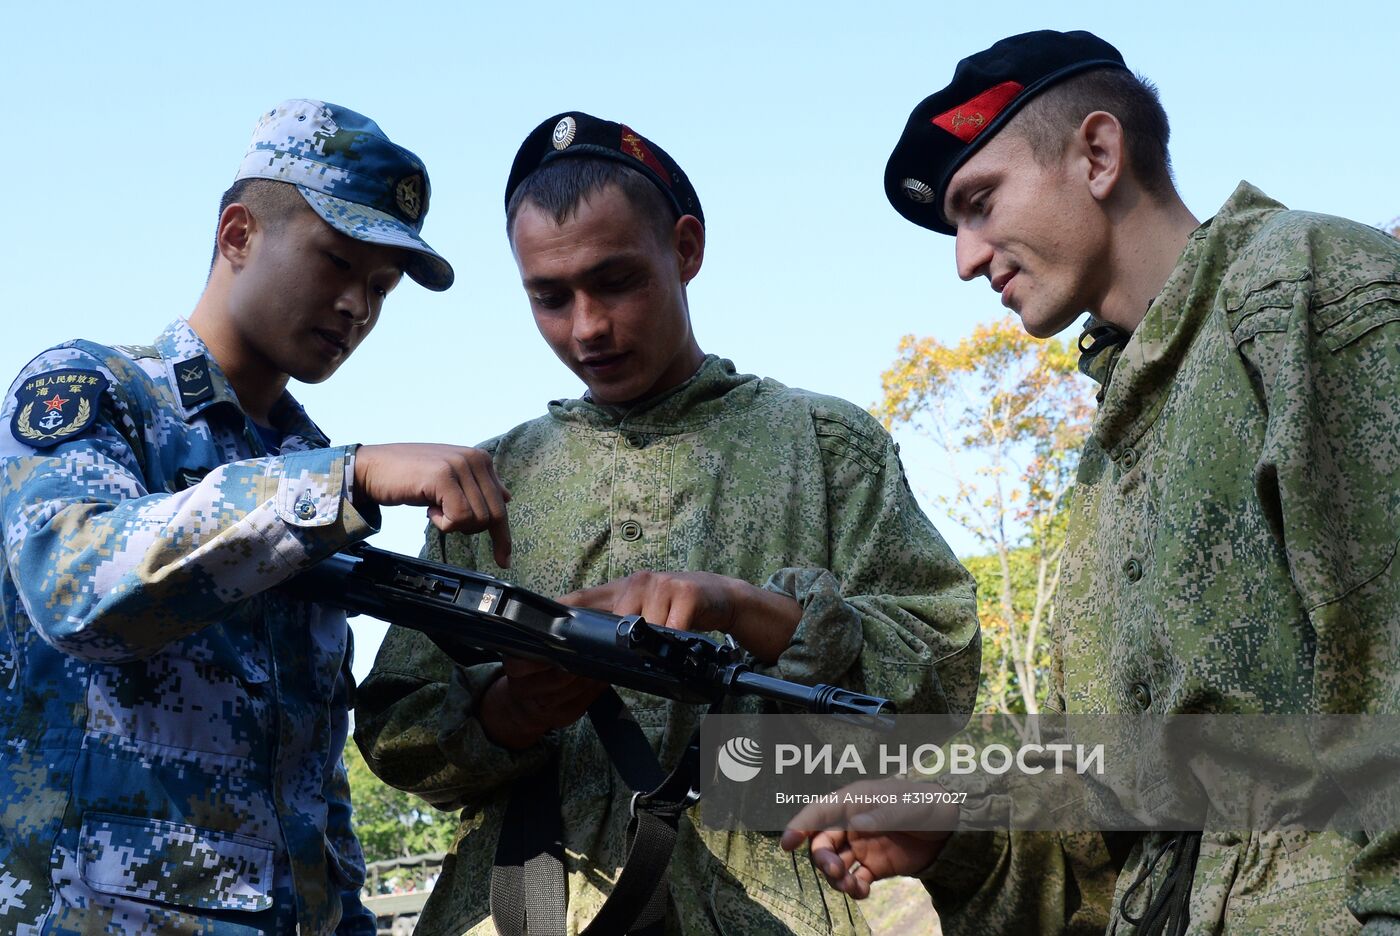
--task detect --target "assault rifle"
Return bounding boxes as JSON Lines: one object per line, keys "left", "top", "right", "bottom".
{"left": 290, "top": 542, "right": 895, "bottom": 716}
{"left": 295, "top": 543, "right": 895, "bottom": 934}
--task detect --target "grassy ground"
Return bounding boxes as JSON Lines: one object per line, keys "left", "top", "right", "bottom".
{"left": 862, "top": 877, "right": 940, "bottom": 936}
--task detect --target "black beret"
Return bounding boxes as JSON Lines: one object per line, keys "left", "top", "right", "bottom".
{"left": 504, "top": 112, "right": 704, "bottom": 228}
{"left": 885, "top": 30, "right": 1128, "bottom": 235}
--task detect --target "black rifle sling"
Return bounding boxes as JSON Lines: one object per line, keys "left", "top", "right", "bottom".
{"left": 490, "top": 755, "right": 567, "bottom": 936}
{"left": 578, "top": 690, "right": 713, "bottom": 936}
{"left": 490, "top": 689, "right": 709, "bottom": 936}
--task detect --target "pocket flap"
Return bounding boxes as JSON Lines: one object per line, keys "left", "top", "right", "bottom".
{"left": 79, "top": 812, "right": 275, "bottom": 912}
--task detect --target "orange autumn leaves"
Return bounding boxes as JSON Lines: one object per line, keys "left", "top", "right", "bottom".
{"left": 875, "top": 316, "right": 1094, "bottom": 715}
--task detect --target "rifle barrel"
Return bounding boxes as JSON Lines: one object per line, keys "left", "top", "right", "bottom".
{"left": 730, "top": 670, "right": 896, "bottom": 716}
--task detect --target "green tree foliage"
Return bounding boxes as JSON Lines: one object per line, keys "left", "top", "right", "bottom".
{"left": 876, "top": 316, "right": 1094, "bottom": 715}
{"left": 344, "top": 737, "right": 457, "bottom": 863}
{"left": 962, "top": 547, "right": 1045, "bottom": 715}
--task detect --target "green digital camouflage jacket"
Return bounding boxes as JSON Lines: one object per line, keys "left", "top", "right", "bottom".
{"left": 357, "top": 356, "right": 980, "bottom": 936}
{"left": 925, "top": 184, "right": 1400, "bottom": 935}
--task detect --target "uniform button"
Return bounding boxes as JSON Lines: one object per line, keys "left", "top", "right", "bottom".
{"left": 294, "top": 494, "right": 318, "bottom": 520}
{"left": 1123, "top": 558, "right": 1142, "bottom": 583}
{"left": 1131, "top": 682, "right": 1152, "bottom": 709}
{"left": 620, "top": 520, "right": 642, "bottom": 541}
{"left": 624, "top": 432, "right": 648, "bottom": 449}
{"left": 1120, "top": 448, "right": 1137, "bottom": 471}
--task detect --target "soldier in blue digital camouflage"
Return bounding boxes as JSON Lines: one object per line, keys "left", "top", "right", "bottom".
{"left": 783, "top": 29, "right": 1400, "bottom": 936}
{"left": 0, "top": 99, "right": 511, "bottom": 935}
{"left": 355, "top": 112, "right": 981, "bottom": 935}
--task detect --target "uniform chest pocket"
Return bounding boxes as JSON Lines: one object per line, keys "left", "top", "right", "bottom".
{"left": 706, "top": 860, "right": 835, "bottom": 936}
{"left": 78, "top": 812, "right": 275, "bottom": 912}
{"left": 166, "top": 613, "right": 272, "bottom": 686}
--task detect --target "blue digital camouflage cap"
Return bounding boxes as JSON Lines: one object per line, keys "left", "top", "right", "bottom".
{"left": 235, "top": 99, "right": 454, "bottom": 290}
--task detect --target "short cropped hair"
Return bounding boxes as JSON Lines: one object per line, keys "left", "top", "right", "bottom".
{"left": 505, "top": 158, "right": 678, "bottom": 246}
{"left": 1012, "top": 67, "right": 1175, "bottom": 197}
{"left": 208, "top": 178, "right": 310, "bottom": 271}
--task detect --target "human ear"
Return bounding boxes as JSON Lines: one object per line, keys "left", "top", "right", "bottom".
{"left": 216, "top": 203, "right": 256, "bottom": 270}
{"left": 1076, "top": 111, "right": 1125, "bottom": 203}
{"left": 673, "top": 215, "right": 705, "bottom": 285}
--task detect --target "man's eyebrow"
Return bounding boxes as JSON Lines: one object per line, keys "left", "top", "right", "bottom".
{"left": 365, "top": 256, "right": 406, "bottom": 281}
{"left": 943, "top": 179, "right": 972, "bottom": 222}
{"left": 523, "top": 254, "right": 639, "bottom": 289}
{"left": 943, "top": 170, "right": 991, "bottom": 222}
{"left": 326, "top": 229, "right": 405, "bottom": 276}
{"left": 943, "top": 186, "right": 965, "bottom": 221}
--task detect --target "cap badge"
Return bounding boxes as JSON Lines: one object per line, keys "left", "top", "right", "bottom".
{"left": 396, "top": 174, "right": 424, "bottom": 221}
{"left": 902, "top": 179, "right": 936, "bottom": 204}
{"left": 932, "top": 81, "right": 1024, "bottom": 143}
{"left": 552, "top": 116, "right": 577, "bottom": 151}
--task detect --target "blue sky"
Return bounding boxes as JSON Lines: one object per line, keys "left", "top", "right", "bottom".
{"left": 2, "top": 1, "right": 1395, "bottom": 679}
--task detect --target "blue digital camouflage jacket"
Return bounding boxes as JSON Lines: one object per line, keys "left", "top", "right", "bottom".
{"left": 0, "top": 318, "right": 378, "bottom": 935}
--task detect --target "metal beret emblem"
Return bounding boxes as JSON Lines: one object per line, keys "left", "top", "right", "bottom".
{"left": 396, "top": 174, "right": 424, "bottom": 221}
{"left": 902, "top": 178, "right": 936, "bottom": 204}
{"left": 552, "top": 116, "right": 577, "bottom": 151}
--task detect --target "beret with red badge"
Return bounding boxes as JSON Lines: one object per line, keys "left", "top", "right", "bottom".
{"left": 505, "top": 112, "right": 704, "bottom": 227}
{"left": 885, "top": 29, "right": 1128, "bottom": 236}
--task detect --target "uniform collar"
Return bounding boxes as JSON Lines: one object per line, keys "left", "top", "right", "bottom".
{"left": 1081, "top": 182, "right": 1287, "bottom": 455}
{"left": 1075, "top": 317, "right": 1131, "bottom": 402}
{"left": 154, "top": 319, "right": 329, "bottom": 447}
{"left": 155, "top": 319, "right": 242, "bottom": 419}
{"left": 547, "top": 355, "right": 764, "bottom": 433}
{"left": 265, "top": 393, "right": 331, "bottom": 451}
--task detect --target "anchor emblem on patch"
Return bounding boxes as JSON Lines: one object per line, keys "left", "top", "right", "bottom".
{"left": 38, "top": 395, "right": 69, "bottom": 430}
{"left": 949, "top": 111, "right": 985, "bottom": 132}
{"left": 11, "top": 368, "right": 108, "bottom": 448}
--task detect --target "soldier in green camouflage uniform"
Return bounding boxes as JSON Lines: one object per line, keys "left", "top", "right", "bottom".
{"left": 784, "top": 30, "right": 1400, "bottom": 935}
{"left": 0, "top": 100, "right": 511, "bottom": 935}
{"left": 354, "top": 112, "right": 981, "bottom": 936}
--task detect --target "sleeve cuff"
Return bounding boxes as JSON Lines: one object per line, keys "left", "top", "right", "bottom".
{"left": 436, "top": 662, "right": 555, "bottom": 778}
{"left": 757, "top": 568, "right": 863, "bottom": 686}
{"left": 274, "top": 446, "right": 379, "bottom": 535}
{"left": 342, "top": 444, "right": 382, "bottom": 531}
{"left": 918, "top": 829, "right": 1010, "bottom": 892}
